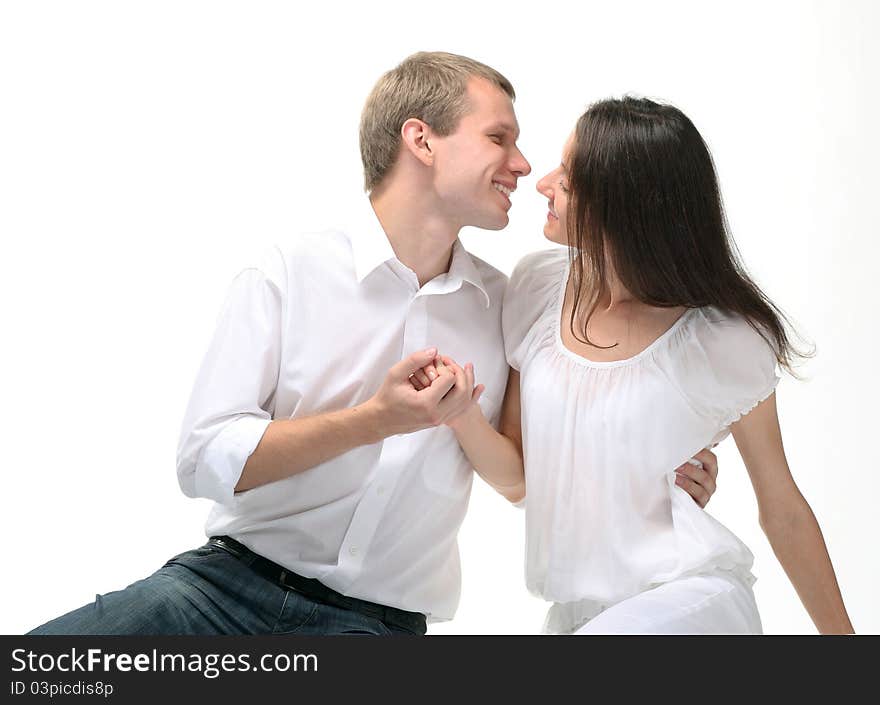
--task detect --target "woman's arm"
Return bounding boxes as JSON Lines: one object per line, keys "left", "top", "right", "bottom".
{"left": 444, "top": 363, "right": 526, "bottom": 504}
{"left": 731, "top": 392, "right": 854, "bottom": 634}
{"left": 422, "top": 356, "right": 719, "bottom": 506}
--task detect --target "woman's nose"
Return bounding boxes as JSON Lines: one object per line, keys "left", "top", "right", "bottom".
{"left": 536, "top": 174, "right": 552, "bottom": 197}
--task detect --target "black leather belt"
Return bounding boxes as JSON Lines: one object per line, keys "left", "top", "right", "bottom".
{"left": 208, "top": 536, "right": 426, "bottom": 635}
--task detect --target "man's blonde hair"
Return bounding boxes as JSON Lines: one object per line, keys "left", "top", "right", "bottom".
{"left": 359, "top": 51, "right": 515, "bottom": 192}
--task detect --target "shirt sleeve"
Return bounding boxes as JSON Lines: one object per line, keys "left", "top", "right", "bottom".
{"left": 175, "top": 247, "right": 288, "bottom": 505}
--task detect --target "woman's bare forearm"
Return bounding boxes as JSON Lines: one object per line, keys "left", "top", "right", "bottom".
{"left": 761, "top": 497, "right": 854, "bottom": 634}
{"left": 733, "top": 394, "right": 854, "bottom": 634}
{"left": 450, "top": 406, "right": 525, "bottom": 502}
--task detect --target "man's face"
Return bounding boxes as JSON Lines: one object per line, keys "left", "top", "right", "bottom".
{"left": 429, "top": 77, "right": 531, "bottom": 231}
{"left": 536, "top": 131, "right": 574, "bottom": 246}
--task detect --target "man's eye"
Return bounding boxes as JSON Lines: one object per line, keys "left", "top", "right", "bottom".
{"left": 489, "top": 135, "right": 503, "bottom": 144}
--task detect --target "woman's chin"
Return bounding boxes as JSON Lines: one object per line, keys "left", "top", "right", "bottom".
{"left": 542, "top": 226, "right": 566, "bottom": 246}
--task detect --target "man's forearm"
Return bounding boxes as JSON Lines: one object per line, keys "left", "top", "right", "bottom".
{"left": 762, "top": 499, "right": 854, "bottom": 634}
{"left": 235, "top": 402, "right": 387, "bottom": 492}
{"left": 451, "top": 409, "right": 524, "bottom": 503}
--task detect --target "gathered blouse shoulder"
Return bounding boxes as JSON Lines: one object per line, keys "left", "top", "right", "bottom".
{"left": 663, "top": 307, "right": 781, "bottom": 438}
{"left": 502, "top": 247, "right": 570, "bottom": 371}
{"left": 503, "top": 247, "right": 780, "bottom": 435}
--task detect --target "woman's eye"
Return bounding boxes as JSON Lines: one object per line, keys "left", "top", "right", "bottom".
{"left": 558, "top": 179, "right": 569, "bottom": 193}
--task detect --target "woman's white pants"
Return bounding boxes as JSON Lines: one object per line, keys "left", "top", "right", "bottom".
{"left": 549, "top": 570, "right": 762, "bottom": 635}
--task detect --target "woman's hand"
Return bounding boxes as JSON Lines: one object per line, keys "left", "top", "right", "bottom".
{"left": 407, "top": 359, "right": 438, "bottom": 391}
{"left": 407, "top": 355, "right": 485, "bottom": 430}
{"left": 408, "top": 355, "right": 486, "bottom": 432}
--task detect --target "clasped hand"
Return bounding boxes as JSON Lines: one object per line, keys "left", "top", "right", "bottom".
{"left": 367, "top": 348, "right": 483, "bottom": 436}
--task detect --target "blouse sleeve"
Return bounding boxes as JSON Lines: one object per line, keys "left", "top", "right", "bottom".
{"left": 502, "top": 248, "right": 567, "bottom": 370}
{"left": 670, "top": 308, "right": 780, "bottom": 432}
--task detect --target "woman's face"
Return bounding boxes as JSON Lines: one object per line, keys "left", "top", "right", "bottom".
{"left": 536, "top": 131, "right": 574, "bottom": 246}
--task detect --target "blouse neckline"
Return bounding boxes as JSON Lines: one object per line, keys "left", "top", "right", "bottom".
{"left": 552, "top": 256, "right": 697, "bottom": 369}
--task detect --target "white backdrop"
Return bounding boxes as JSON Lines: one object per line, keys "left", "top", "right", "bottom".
{"left": 2, "top": 0, "right": 877, "bottom": 635}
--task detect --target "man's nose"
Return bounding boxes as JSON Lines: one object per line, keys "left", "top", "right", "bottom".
{"left": 510, "top": 147, "right": 531, "bottom": 177}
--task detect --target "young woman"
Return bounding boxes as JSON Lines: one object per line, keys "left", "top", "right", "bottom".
{"left": 415, "top": 97, "right": 853, "bottom": 634}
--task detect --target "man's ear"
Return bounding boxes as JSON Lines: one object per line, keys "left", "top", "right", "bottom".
{"left": 400, "top": 118, "right": 434, "bottom": 167}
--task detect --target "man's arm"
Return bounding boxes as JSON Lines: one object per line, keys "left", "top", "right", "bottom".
{"left": 177, "top": 253, "right": 477, "bottom": 503}
{"left": 235, "top": 348, "right": 471, "bottom": 492}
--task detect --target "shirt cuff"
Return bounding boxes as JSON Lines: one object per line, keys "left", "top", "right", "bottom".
{"left": 195, "top": 415, "right": 272, "bottom": 505}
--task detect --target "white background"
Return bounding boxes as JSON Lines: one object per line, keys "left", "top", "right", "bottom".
{"left": 2, "top": 1, "right": 877, "bottom": 634}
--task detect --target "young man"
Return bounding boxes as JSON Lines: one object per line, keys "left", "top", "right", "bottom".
{"left": 29, "top": 52, "right": 718, "bottom": 635}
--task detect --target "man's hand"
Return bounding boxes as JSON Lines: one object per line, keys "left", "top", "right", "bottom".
{"left": 674, "top": 448, "right": 719, "bottom": 508}
{"left": 408, "top": 355, "right": 484, "bottom": 430}
{"left": 365, "top": 348, "right": 479, "bottom": 436}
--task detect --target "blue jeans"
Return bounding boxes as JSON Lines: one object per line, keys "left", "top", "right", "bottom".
{"left": 27, "top": 543, "right": 421, "bottom": 635}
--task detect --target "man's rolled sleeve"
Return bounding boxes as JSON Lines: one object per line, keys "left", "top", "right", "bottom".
{"left": 186, "top": 415, "right": 271, "bottom": 504}
{"left": 176, "top": 248, "right": 287, "bottom": 505}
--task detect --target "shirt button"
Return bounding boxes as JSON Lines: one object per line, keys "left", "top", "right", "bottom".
{"left": 349, "top": 546, "right": 359, "bottom": 556}
{"left": 376, "top": 485, "right": 386, "bottom": 495}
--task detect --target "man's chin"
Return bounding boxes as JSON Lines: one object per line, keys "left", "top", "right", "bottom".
{"left": 481, "top": 212, "right": 510, "bottom": 231}
{"left": 464, "top": 209, "right": 509, "bottom": 232}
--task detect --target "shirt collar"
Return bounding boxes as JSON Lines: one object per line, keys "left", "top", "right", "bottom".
{"left": 348, "top": 196, "right": 492, "bottom": 308}
{"left": 349, "top": 196, "right": 399, "bottom": 283}
{"left": 445, "top": 238, "right": 491, "bottom": 308}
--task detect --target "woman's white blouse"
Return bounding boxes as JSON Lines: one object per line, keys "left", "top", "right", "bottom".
{"left": 503, "top": 248, "right": 780, "bottom": 631}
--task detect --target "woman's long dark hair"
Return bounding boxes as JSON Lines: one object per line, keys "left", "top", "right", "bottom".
{"left": 567, "top": 96, "right": 809, "bottom": 373}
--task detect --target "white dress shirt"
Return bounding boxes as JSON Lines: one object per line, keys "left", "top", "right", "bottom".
{"left": 503, "top": 248, "right": 779, "bottom": 633}
{"left": 176, "top": 196, "right": 509, "bottom": 621}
